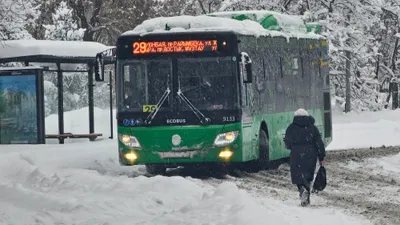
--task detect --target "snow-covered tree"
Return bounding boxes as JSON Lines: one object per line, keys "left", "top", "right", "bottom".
{"left": 219, "top": 0, "right": 398, "bottom": 111}
{"left": 317, "top": 0, "right": 384, "bottom": 111}
{"left": 41, "top": 2, "right": 113, "bottom": 114}
{"left": 0, "top": 0, "right": 39, "bottom": 40}
{"left": 3, "top": 0, "right": 399, "bottom": 112}
{"left": 43, "top": 1, "right": 85, "bottom": 41}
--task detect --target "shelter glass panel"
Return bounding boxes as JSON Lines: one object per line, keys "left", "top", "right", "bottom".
{"left": 0, "top": 73, "right": 40, "bottom": 143}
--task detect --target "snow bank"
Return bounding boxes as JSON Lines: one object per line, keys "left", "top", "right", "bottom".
{"left": 362, "top": 153, "right": 400, "bottom": 175}
{"left": 44, "top": 107, "right": 116, "bottom": 144}
{"left": 45, "top": 107, "right": 115, "bottom": 134}
{"left": 123, "top": 15, "right": 322, "bottom": 40}
{"left": 327, "top": 109, "right": 400, "bottom": 150}
{"left": 342, "top": 152, "right": 400, "bottom": 188}
{"left": 0, "top": 145, "right": 371, "bottom": 225}
{"left": 0, "top": 150, "right": 202, "bottom": 224}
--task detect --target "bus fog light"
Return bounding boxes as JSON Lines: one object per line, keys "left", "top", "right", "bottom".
{"left": 219, "top": 150, "right": 233, "bottom": 159}
{"left": 124, "top": 152, "right": 138, "bottom": 161}
{"left": 213, "top": 131, "right": 239, "bottom": 147}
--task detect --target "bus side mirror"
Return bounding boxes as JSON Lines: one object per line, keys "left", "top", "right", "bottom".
{"left": 94, "top": 53, "right": 105, "bottom": 81}
{"left": 240, "top": 52, "right": 253, "bottom": 83}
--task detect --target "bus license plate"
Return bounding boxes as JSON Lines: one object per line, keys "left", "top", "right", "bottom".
{"left": 158, "top": 151, "right": 196, "bottom": 159}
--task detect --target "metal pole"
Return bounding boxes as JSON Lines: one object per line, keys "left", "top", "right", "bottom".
{"left": 344, "top": 13, "right": 351, "bottom": 113}
{"left": 345, "top": 50, "right": 351, "bottom": 113}
{"left": 57, "top": 62, "right": 64, "bottom": 144}
{"left": 88, "top": 64, "right": 95, "bottom": 135}
{"left": 109, "top": 70, "right": 113, "bottom": 139}
{"left": 37, "top": 69, "right": 46, "bottom": 144}
{"left": 391, "top": 78, "right": 398, "bottom": 109}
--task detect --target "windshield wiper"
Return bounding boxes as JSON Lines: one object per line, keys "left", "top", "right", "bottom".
{"left": 177, "top": 88, "right": 210, "bottom": 125}
{"left": 144, "top": 72, "right": 172, "bottom": 125}
{"left": 144, "top": 88, "right": 171, "bottom": 125}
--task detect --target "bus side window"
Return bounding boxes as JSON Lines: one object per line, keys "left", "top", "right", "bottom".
{"left": 239, "top": 62, "right": 247, "bottom": 106}
{"left": 292, "top": 57, "right": 300, "bottom": 76}
{"left": 312, "top": 43, "right": 321, "bottom": 78}
{"left": 282, "top": 52, "right": 301, "bottom": 76}
{"left": 286, "top": 56, "right": 302, "bottom": 76}
{"left": 123, "top": 65, "right": 130, "bottom": 104}
{"left": 265, "top": 53, "right": 275, "bottom": 80}
{"left": 282, "top": 56, "right": 291, "bottom": 76}
{"left": 123, "top": 65, "right": 130, "bottom": 82}
{"left": 302, "top": 55, "right": 310, "bottom": 78}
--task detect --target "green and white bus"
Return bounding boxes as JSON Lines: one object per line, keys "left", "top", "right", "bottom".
{"left": 95, "top": 10, "right": 332, "bottom": 175}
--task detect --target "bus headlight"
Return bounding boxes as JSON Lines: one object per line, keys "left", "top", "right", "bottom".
{"left": 213, "top": 131, "right": 239, "bottom": 147}
{"left": 119, "top": 134, "right": 141, "bottom": 148}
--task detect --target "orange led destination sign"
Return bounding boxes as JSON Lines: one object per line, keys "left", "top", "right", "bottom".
{"left": 132, "top": 40, "right": 218, "bottom": 54}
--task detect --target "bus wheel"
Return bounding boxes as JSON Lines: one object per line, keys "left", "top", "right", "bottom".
{"left": 145, "top": 164, "right": 166, "bottom": 175}
{"left": 258, "top": 129, "right": 269, "bottom": 170}
{"left": 244, "top": 129, "right": 269, "bottom": 173}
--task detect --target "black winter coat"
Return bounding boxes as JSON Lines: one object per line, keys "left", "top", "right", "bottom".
{"left": 284, "top": 116, "right": 326, "bottom": 185}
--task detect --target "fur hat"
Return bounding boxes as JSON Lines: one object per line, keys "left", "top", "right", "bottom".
{"left": 294, "top": 108, "right": 309, "bottom": 116}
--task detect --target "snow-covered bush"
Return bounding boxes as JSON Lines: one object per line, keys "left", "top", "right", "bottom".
{"left": 42, "top": 1, "right": 85, "bottom": 41}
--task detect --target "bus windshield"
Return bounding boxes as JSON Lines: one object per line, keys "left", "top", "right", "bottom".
{"left": 177, "top": 57, "right": 238, "bottom": 111}
{"left": 121, "top": 56, "right": 238, "bottom": 113}
{"left": 122, "top": 59, "right": 172, "bottom": 112}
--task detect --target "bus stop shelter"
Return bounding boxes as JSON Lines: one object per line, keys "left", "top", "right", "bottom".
{"left": 0, "top": 40, "right": 115, "bottom": 144}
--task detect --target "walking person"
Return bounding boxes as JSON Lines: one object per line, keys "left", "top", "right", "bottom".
{"left": 284, "top": 108, "right": 326, "bottom": 206}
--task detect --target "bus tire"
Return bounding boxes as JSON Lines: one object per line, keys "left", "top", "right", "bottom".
{"left": 258, "top": 129, "right": 269, "bottom": 170}
{"left": 244, "top": 129, "right": 269, "bottom": 173}
{"left": 145, "top": 164, "right": 166, "bottom": 175}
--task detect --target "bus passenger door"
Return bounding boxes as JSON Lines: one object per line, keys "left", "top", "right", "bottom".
{"left": 239, "top": 53, "right": 254, "bottom": 125}
{"left": 239, "top": 52, "right": 255, "bottom": 161}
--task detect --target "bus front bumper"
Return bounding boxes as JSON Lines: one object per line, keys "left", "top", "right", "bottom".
{"left": 118, "top": 145, "right": 242, "bottom": 166}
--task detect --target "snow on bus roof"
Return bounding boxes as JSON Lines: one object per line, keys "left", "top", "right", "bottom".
{"left": 209, "top": 10, "right": 308, "bottom": 33}
{"left": 0, "top": 40, "right": 113, "bottom": 60}
{"left": 209, "top": 10, "right": 306, "bottom": 26}
{"left": 123, "top": 15, "right": 266, "bottom": 36}
{"left": 122, "top": 15, "right": 322, "bottom": 40}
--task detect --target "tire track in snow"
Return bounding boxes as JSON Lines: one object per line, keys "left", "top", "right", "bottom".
{"left": 320, "top": 146, "right": 400, "bottom": 225}
{"left": 317, "top": 161, "right": 400, "bottom": 225}
{"left": 326, "top": 146, "right": 400, "bottom": 162}
{"left": 202, "top": 146, "right": 400, "bottom": 225}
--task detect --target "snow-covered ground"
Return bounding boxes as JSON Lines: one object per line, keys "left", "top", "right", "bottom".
{"left": 1, "top": 107, "right": 400, "bottom": 224}
{"left": 0, "top": 144, "right": 371, "bottom": 225}
{"left": 344, "top": 150, "right": 400, "bottom": 180}
{"left": 327, "top": 109, "right": 400, "bottom": 150}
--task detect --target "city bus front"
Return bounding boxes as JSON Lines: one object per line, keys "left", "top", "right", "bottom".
{"left": 115, "top": 31, "right": 247, "bottom": 173}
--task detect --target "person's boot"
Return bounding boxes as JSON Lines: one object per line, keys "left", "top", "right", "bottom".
{"left": 300, "top": 187, "right": 309, "bottom": 206}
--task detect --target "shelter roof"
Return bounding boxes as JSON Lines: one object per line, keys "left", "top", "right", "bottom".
{"left": 0, "top": 40, "right": 114, "bottom": 64}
